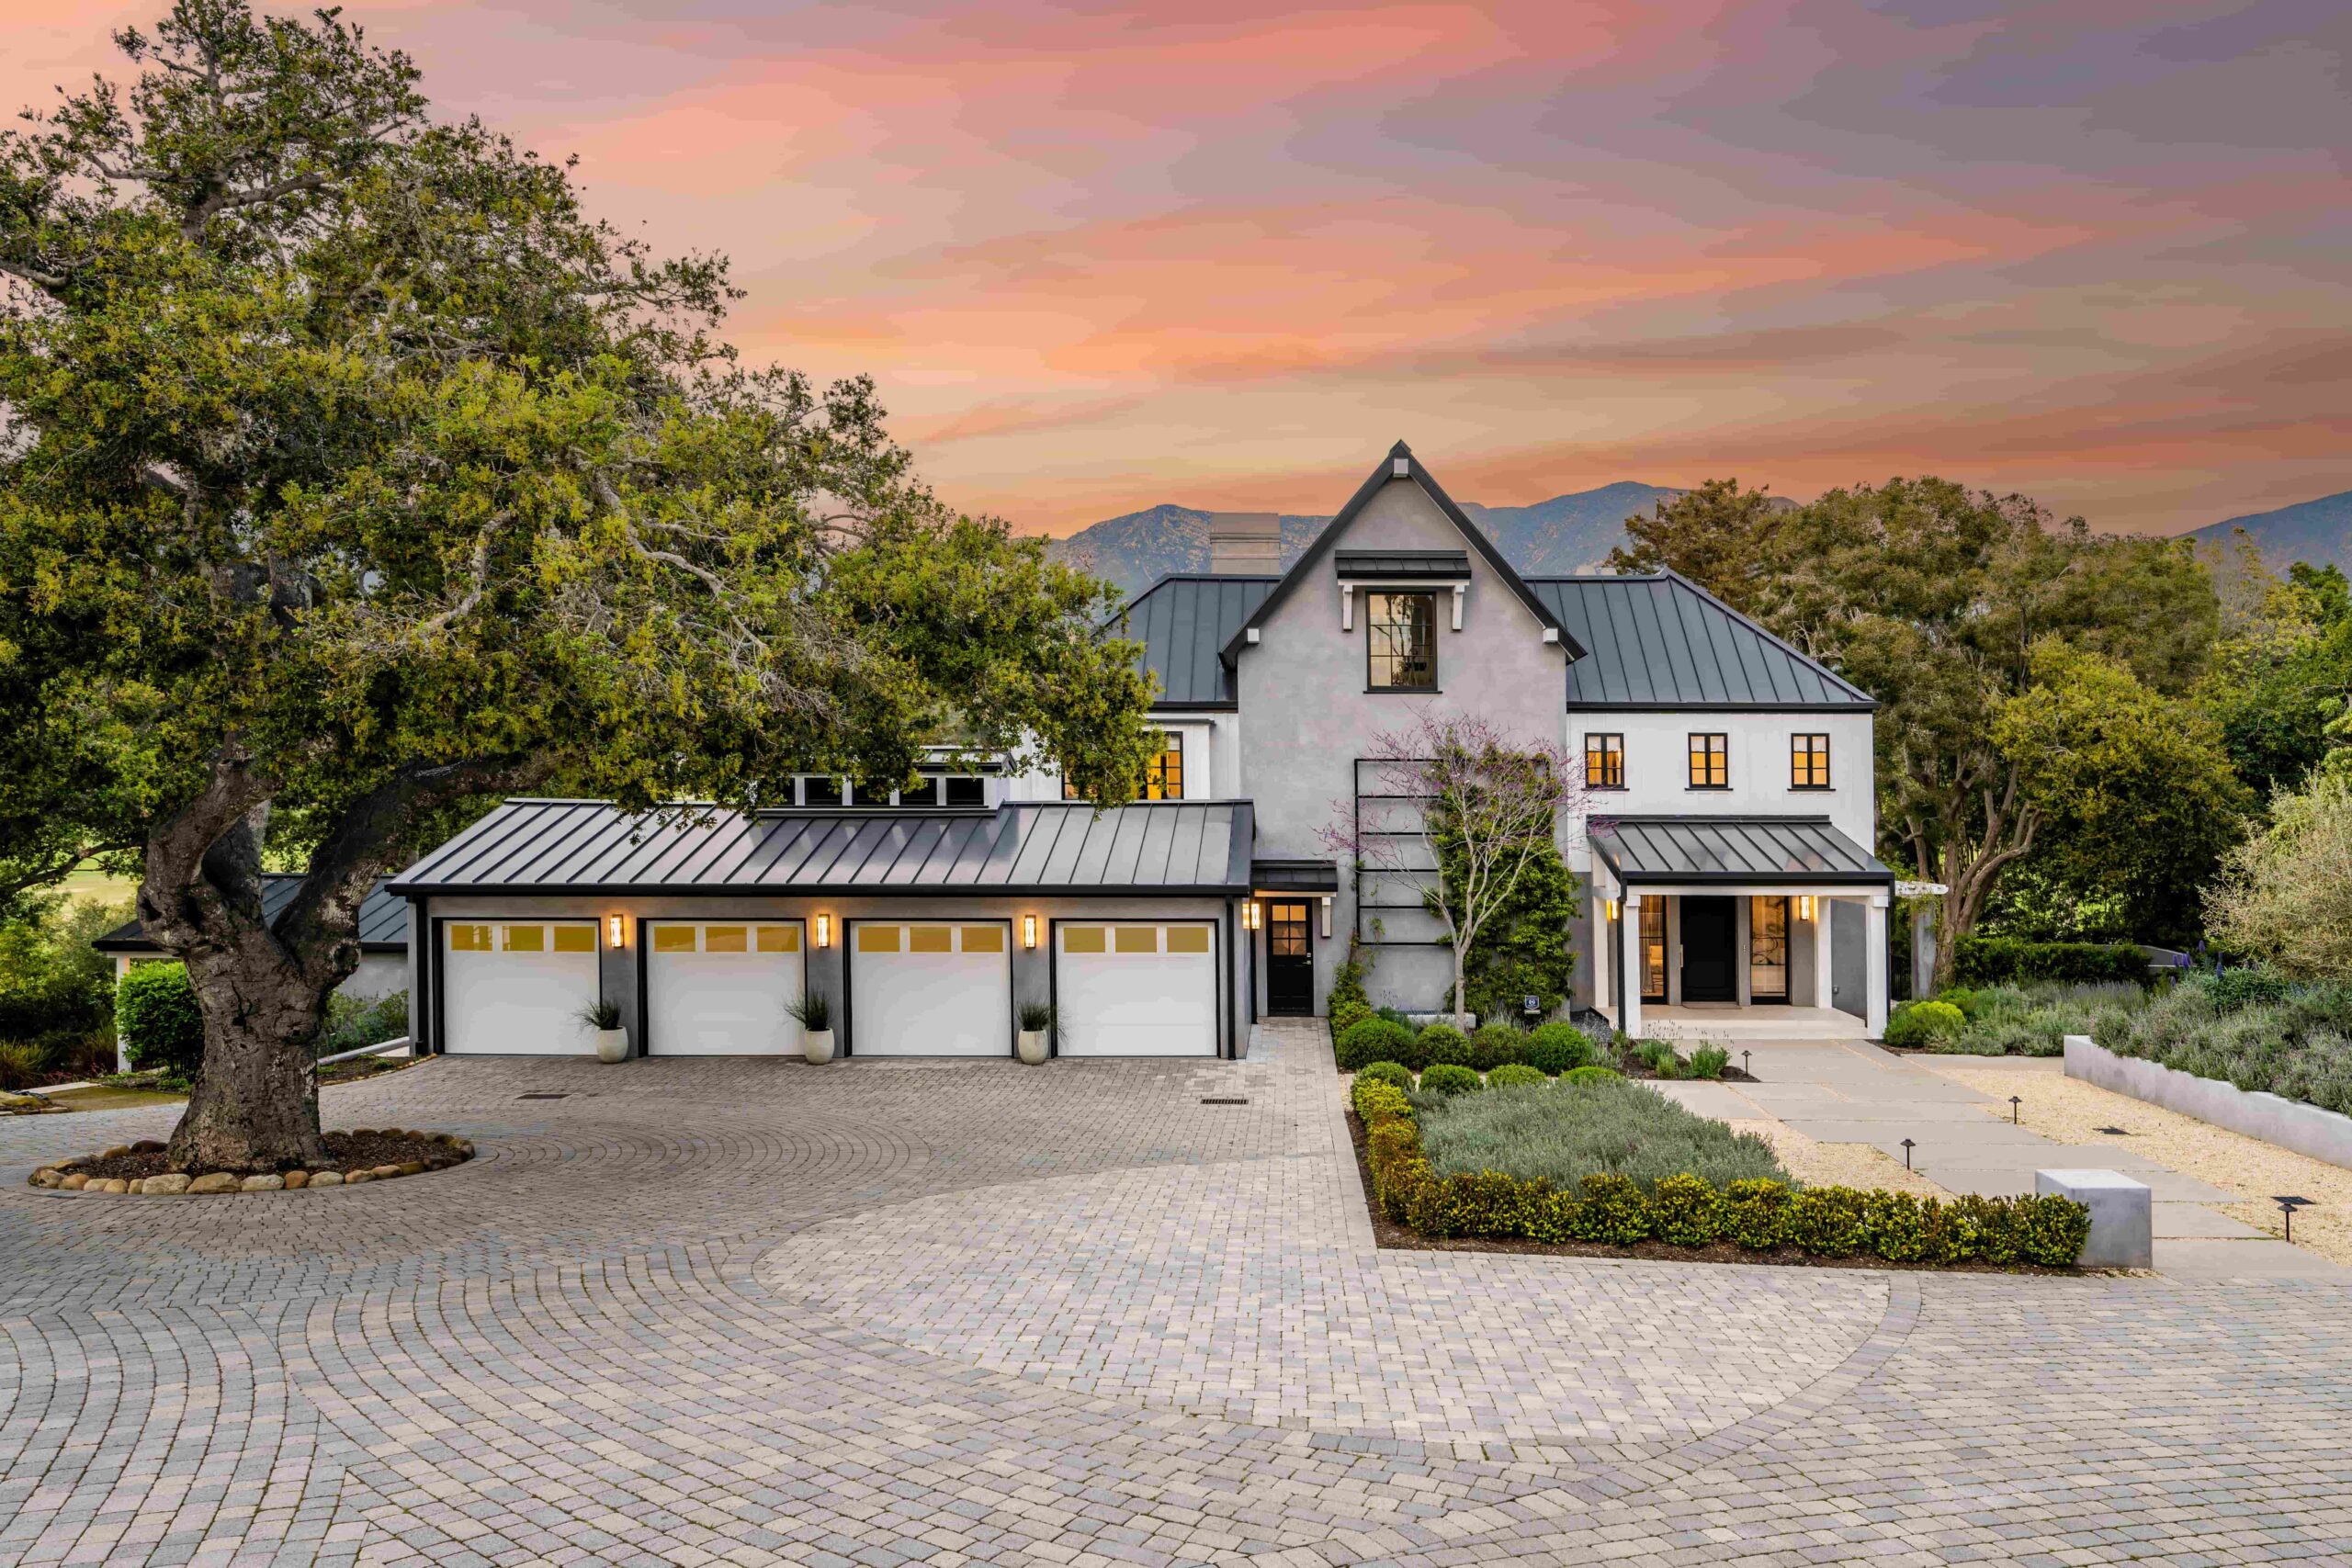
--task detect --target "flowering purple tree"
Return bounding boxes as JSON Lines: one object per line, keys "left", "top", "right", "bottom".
{"left": 1318, "top": 712, "right": 1583, "bottom": 1030}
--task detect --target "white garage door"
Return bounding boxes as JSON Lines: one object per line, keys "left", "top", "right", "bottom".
{"left": 1057, "top": 922, "right": 1216, "bottom": 1057}
{"left": 849, "top": 921, "right": 1011, "bottom": 1057}
{"left": 443, "top": 920, "right": 600, "bottom": 1055}
{"left": 647, "top": 920, "right": 806, "bottom": 1055}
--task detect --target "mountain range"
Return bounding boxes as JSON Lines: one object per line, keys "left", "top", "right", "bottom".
{"left": 1046, "top": 482, "right": 2349, "bottom": 604}
{"left": 1044, "top": 481, "right": 1686, "bottom": 601}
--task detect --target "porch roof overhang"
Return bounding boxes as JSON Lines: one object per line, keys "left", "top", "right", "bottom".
{"left": 1250, "top": 858, "right": 1340, "bottom": 895}
{"left": 1589, "top": 816, "right": 1893, "bottom": 886}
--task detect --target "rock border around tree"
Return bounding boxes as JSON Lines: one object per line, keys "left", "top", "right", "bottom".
{"left": 27, "top": 1128, "right": 474, "bottom": 1194}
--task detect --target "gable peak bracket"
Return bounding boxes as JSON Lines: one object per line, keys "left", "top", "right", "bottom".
{"left": 1392, "top": 456, "right": 1411, "bottom": 478}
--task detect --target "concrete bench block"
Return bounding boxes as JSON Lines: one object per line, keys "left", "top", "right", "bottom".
{"left": 2036, "top": 1168, "right": 2153, "bottom": 1269}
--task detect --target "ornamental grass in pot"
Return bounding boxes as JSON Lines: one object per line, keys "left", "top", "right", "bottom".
{"left": 787, "top": 993, "right": 835, "bottom": 1064}
{"left": 1017, "top": 1002, "right": 1054, "bottom": 1066}
{"left": 577, "top": 999, "right": 629, "bottom": 1063}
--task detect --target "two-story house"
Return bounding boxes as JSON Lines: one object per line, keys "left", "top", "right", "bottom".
{"left": 376, "top": 443, "right": 1892, "bottom": 1062}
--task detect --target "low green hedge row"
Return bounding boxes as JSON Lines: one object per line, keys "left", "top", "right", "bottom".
{"left": 1335, "top": 1016, "right": 1594, "bottom": 1074}
{"left": 1350, "top": 1075, "right": 2089, "bottom": 1265}
{"left": 1952, "top": 937, "right": 2145, "bottom": 987}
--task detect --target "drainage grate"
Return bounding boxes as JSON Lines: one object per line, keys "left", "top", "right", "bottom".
{"left": 2096, "top": 1125, "right": 2129, "bottom": 1134}
{"left": 1200, "top": 1096, "right": 1250, "bottom": 1106}
{"left": 517, "top": 1092, "right": 570, "bottom": 1100}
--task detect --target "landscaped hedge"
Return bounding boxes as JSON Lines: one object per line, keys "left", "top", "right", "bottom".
{"left": 1350, "top": 1074, "right": 2091, "bottom": 1266}
{"left": 1952, "top": 937, "right": 2146, "bottom": 987}
{"left": 117, "top": 962, "right": 206, "bottom": 1080}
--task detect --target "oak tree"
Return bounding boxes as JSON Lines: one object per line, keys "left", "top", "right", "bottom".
{"left": 0, "top": 1, "right": 1158, "bottom": 1171}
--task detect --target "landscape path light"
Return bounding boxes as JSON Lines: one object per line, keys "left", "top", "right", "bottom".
{"left": 1901, "top": 1137, "right": 1916, "bottom": 1171}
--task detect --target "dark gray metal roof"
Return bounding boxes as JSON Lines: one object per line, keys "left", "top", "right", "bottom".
{"left": 1589, "top": 817, "right": 1892, "bottom": 885}
{"left": 1530, "top": 573, "right": 1875, "bottom": 710}
{"left": 96, "top": 876, "right": 409, "bottom": 953}
{"left": 1116, "top": 575, "right": 1274, "bottom": 706}
{"left": 388, "top": 799, "right": 1255, "bottom": 895}
{"left": 1251, "top": 859, "right": 1340, "bottom": 893}
{"left": 1333, "top": 549, "right": 1470, "bottom": 581}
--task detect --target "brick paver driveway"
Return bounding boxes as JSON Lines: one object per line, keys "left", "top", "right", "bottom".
{"left": 5, "top": 1024, "right": 2350, "bottom": 1567}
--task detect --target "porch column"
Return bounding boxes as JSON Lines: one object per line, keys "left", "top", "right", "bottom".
{"left": 1619, "top": 892, "right": 1643, "bottom": 1038}
{"left": 1590, "top": 879, "right": 1611, "bottom": 1014}
{"left": 1811, "top": 899, "right": 1834, "bottom": 1010}
{"left": 1865, "top": 893, "right": 1890, "bottom": 1038}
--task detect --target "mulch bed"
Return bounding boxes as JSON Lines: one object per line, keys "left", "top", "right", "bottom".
{"left": 1345, "top": 1110, "right": 2083, "bottom": 1275}
{"left": 58, "top": 1128, "right": 466, "bottom": 1183}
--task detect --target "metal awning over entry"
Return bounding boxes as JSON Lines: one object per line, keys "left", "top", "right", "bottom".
{"left": 1589, "top": 817, "right": 1892, "bottom": 885}
{"left": 1250, "top": 859, "right": 1340, "bottom": 895}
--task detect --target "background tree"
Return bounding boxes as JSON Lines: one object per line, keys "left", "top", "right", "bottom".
{"left": 1618, "top": 476, "right": 2216, "bottom": 982}
{"left": 2195, "top": 558, "right": 2352, "bottom": 800}
{"left": 1990, "top": 642, "right": 2252, "bottom": 947}
{"left": 1318, "top": 713, "right": 1580, "bottom": 1030}
{"left": 2205, "top": 773, "right": 2352, "bottom": 979}
{"left": 1607, "top": 478, "right": 1791, "bottom": 595}
{"left": 0, "top": 1, "right": 1158, "bottom": 1172}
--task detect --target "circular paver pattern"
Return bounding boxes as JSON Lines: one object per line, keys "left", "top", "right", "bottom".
{"left": 3, "top": 1030, "right": 2349, "bottom": 1566}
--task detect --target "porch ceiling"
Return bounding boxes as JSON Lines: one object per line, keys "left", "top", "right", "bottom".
{"left": 1589, "top": 816, "right": 1891, "bottom": 885}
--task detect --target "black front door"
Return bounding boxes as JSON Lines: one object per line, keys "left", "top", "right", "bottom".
{"left": 1267, "top": 901, "right": 1314, "bottom": 1015}
{"left": 1679, "top": 897, "right": 1737, "bottom": 1002}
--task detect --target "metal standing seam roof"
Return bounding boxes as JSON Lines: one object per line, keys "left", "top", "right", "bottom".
{"left": 1529, "top": 573, "right": 1875, "bottom": 709}
{"left": 1589, "top": 817, "right": 1892, "bottom": 884}
{"left": 1116, "top": 575, "right": 1275, "bottom": 706}
{"left": 95, "top": 876, "right": 411, "bottom": 953}
{"left": 386, "top": 798, "right": 1256, "bottom": 894}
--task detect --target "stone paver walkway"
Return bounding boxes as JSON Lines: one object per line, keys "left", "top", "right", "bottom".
{"left": 4, "top": 1022, "right": 2350, "bottom": 1565}
{"left": 1654, "top": 1039, "right": 2343, "bottom": 1279}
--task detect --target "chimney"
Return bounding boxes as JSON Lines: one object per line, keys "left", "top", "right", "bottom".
{"left": 1207, "top": 512, "right": 1281, "bottom": 576}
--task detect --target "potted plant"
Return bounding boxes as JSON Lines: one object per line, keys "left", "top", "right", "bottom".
{"left": 1016, "top": 1001, "right": 1054, "bottom": 1066}
{"left": 787, "top": 993, "right": 835, "bottom": 1064}
{"left": 578, "top": 999, "right": 629, "bottom": 1063}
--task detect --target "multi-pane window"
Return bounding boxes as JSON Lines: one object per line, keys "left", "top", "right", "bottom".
{"left": 1143, "top": 732, "right": 1184, "bottom": 799}
{"left": 800, "top": 776, "right": 843, "bottom": 807}
{"left": 1366, "top": 592, "right": 1438, "bottom": 691}
{"left": 1791, "top": 733, "right": 1830, "bottom": 789}
{"left": 1584, "top": 733, "right": 1625, "bottom": 790}
{"left": 942, "top": 774, "right": 987, "bottom": 807}
{"left": 1688, "top": 733, "right": 1729, "bottom": 788}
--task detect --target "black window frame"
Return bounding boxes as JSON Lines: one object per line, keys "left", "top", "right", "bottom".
{"left": 1687, "top": 732, "right": 1729, "bottom": 790}
{"left": 1143, "top": 731, "right": 1184, "bottom": 800}
{"left": 800, "top": 775, "right": 843, "bottom": 807}
{"left": 942, "top": 774, "right": 987, "bottom": 807}
{"left": 1584, "top": 732, "right": 1625, "bottom": 791}
{"left": 1364, "top": 590, "right": 1439, "bottom": 693}
{"left": 1791, "top": 733, "right": 1831, "bottom": 790}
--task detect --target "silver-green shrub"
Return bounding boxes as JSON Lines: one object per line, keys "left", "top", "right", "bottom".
{"left": 1414, "top": 1078, "right": 1790, "bottom": 1193}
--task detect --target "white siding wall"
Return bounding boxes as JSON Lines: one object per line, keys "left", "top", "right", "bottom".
{"left": 1566, "top": 711, "right": 1875, "bottom": 849}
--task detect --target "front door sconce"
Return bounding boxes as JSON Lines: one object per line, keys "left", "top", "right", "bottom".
{"left": 1241, "top": 901, "right": 1260, "bottom": 932}
{"left": 815, "top": 912, "right": 832, "bottom": 949}
{"left": 1023, "top": 913, "right": 1038, "bottom": 949}
{"left": 607, "top": 912, "right": 627, "bottom": 948}
{"left": 1319, "top": 896, "right": 1332, "bottom": 939}
{"left": 1796, "top": 895, "right": 1815, "bottom": 923}
{"left": 1604, "top": 897, "right": 1620, "bottom": 922}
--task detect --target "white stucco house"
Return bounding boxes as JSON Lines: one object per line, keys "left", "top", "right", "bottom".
{"left": 109, "top": 443, "right": 1893, "bottom": 1061}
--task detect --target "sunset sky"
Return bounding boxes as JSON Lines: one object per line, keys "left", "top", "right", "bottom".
{"left": 7, "top": 0, "right": 2347, "bottom": 536}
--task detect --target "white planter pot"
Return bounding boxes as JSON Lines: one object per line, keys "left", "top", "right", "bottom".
{"left": 1016, "top": 1029, "right": 1050, "bottom": 1066}
{"left": 594, "top": 1029, "right": 630, "bottom": 1064}
{"left": 803, "top": 1029, "right": 836, "bottom": 1066}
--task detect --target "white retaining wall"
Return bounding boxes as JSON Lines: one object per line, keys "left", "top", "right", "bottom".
{"left": 2064, "top": 1033, "right": 2352, "bottom": 1172}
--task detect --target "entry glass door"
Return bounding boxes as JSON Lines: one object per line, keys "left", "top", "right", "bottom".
{"left": 1749, "top": 897, "right": 1789, "bottom": 1002}
{"left": 1679, "top": 896, "right": 1737, "bottom": 1002}
{"left": 1266, "top": 901, "right": 1314, "bottom": 1016}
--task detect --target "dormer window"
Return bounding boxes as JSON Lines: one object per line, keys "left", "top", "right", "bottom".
{"left": 1367, "top": 592, "right": 1437, "bottom": 691}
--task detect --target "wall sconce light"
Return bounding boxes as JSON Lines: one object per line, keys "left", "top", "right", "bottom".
{"left": 1604, "top": 897, "right": 1620, "bottom": 922}
{"left": 1319, "top": 896, "right": 1332, "bottom": 939}
{"left": 607, "top": 912, "right": 626, "bottom": 948}
{"left": 1023, "top": 913, "right": 1038, "bottom": 949}
{"left": 814, "top": 912, "right": 832, "bottom": 949}
{"left": 1796, "top": 895, "right": 1816, "bottom": 922}
{"left": 1241, "top": 901, "right": 1260, "bottom": 931}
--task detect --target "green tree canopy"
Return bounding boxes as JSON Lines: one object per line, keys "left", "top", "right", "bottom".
{"left": 1990, "top": 642, "right": 2252, "bottom": 947}
{"left": 0, "top": 0, "right": 1158, "bottom": 1170}
{"left": 1619, "top": 476, "right": 2218, "bottom": 980}
{"left": 2194, "top": 555, "right": 2352, "bottom": 800}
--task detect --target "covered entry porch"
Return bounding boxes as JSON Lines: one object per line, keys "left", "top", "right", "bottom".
{"left": 1587, "top": 817, "right": 1894, "bottom": 1041}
